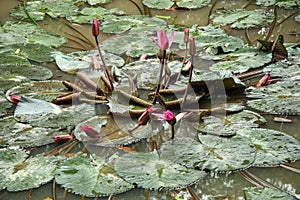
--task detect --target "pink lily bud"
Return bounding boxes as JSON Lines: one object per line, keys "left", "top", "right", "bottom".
{"left": 256, "top": 73, "right": 271, "bottom": 87}
{"left": 92, "top": 18, "right": 99, "bottom": 37}
{"left": 9, "top": 94, "right": 21, "bottom": 105}
{"left": 138, "top": 106, "right": 152, "bottom": 126}
{"left": 153, "top": 30, "right": 174, "bottom": 50}
{"left": 54, "top": 135, "right": 73, "bottom": 144}
{"left": 153, "top": 110, "right": 176, "bottom": 125}
{"left": 273, "top": 117, "right": 293, "bottom": 123}
{"left": 139, "top": 53, "right": 148, "bottom": 61}
{"left": 80, "top": 125, "right": 100, "bottom": 138}
{"left": 184, "top": 28, "right": 189, "bottom": 44}
{"left": 189, "top": 36, "right": 195, "bottom": 56}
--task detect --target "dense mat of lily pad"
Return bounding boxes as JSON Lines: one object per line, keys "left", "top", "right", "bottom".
{"left": 2, "top": 154, "right": 63, "bottom": 191}
{"left": 243, "top": 187, "right": 295, "bottom": 200}
{"left": 87, "top": 0, "right": 112, "bottom": 5}
{"left": 237, "top": 128, "right": 300, "bottom": 167}
{"left": 55, "top": 154, "right": 133, "bottom": 197}
{"left": 114, "top": 151, "right": 207, "bottom": 190}
{"left": 246, "top": 80, "right": 300, "bottom": 115}
{"left": 0, "top": 21, "right": 66, "bottom": 48}
{"left": 142, "top": 0, "right": 211, "bottom": 9}
{"left": 210, "top": 9, "right": 274, "bottom": 29}
{"left": 255, "top": 0, "right": 299, "bottom": 9}
{"left": 6, "top": 80, "right": 68, "bottom": 102}
{"left": 161, "top": 137, "right": 256, "bottom": 172}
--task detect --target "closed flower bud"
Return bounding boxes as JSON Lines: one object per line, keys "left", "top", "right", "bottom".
{"left": 189, "top": 36, "right": 195, "bottom": 56}
{"left": 92, "top": 18, "right": 99, "bottom": 37}
{"left": 54, "top": 135, "right": 73, "bottom": 144}
{"left": 80, "top": 125, "right": 100, "bottom": 138}
{"left": 184, "top": 28, "right": 189, "bottom": 44}
{"left": 138, "top": 106, "right": 152, "bottom": 126}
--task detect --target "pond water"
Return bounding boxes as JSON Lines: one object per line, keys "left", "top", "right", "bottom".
{"left": 0, "top": 0, "right": 300, "bottom": 200}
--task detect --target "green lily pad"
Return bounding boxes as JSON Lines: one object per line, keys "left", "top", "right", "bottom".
{"left": 243, "top": 187, "right": 295, "bottom": 200}
{"left": 195, "top": 110, "right": 266, "bottom": 136}
{"left": 10, "top": 0, "right": 79, "bottom": 21}
{"left": 296, "top": 14, "right": 300, "bottom": 22}
{"left": 237, "top": 128, "right": 300, "bottom": 167}
{"left": 0, "top": 98, "right": 12, "bottom": 118}
{"left": 246, "top": 80, "right": 300, "bottom": 115}
{"left": 161, "top": 136, "right": 256, "bottom": 172}
{"left": 142, "top": 0, "right": 174, "bottom": 9}
{"left": 0, "top": 116, "right": 66, "bottom": 147}
{"left": 74, "top": 115, "right": 154, "bottom": 147}
{"left": 0, "top": 147, "right": 29, "bottom": 169}
{"left": 55, "top": 154, "right": 133, "bottom": 197}
{"left": 4, "top": 154, "right": 63, "bottom": 191}
{"left": 6, "top": 80, "right": 68, "bottom": 102}
{"left": 100, "top": 15, "right": 167, "bottom": 34}
{"left": 0, "top": 64, "right": 53, "bottom": 81}
{"left": 177, "top": 0, "right": 211, "bottom": 9}
{"left": 210, "top": 9, "right": 274, "bottom": 29}
{"left": 0, "top": 21, "right": 66, "bottom": 48}
{"left": 255, "top": 0, "right": 299, "bottom": 9}
{"left": 101, "top": 35, "right": 158, "bottom": 57}
{"left": 54, "top": 50, "right": 124, "bottom": 73}
{"left": 114, "top": 151, "right": 207, "bottom": 190}
{"left": 87, "top": 0, "right": 112, "bottom": 5}
{"left": 67, "top": 7, "right": 125, "bottom": 24}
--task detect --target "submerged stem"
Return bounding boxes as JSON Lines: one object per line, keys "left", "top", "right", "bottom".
{"left": 152, "top": 50, "right": 166, "bottom": 104}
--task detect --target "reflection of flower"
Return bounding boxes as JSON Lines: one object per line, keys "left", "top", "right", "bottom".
{"left": 80, "top": 125, "right": 100, "bottom": 138}
{"left": 53, "top": 135, "right": 73, "bottom": 144}
{"left": 153, "top": 30, "right": 174, "bottom": 50}
{"left": 92, "top": 18, "right": 99, "bottom": 37}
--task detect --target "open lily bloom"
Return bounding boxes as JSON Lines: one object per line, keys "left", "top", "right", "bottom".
{"left": 153, "top": 110, "right": 186, "bottom": 126}
{"left": 153, "top": 30, "right": 174, "bottom": 50}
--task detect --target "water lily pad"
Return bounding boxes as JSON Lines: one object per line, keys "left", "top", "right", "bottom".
{"left": 237, "top": 128, "right": 300, "bottom": 167}
{"left": 6, "top": 80, "right": 68, "bottom": 102}
{"left": 195, "top": 110, "right": 266, "bottom": 136}
{"left": 177, "top": 0, "right": 211, "bottom": 9}
{"left": 210, "top": 9, "right": 274, "bottom": 29}
{"left": 14, "top": 96, "right": 62, "bottom": 123}
{"left": 74, "top": 115, "right": 153, "bottom": 147}
{"left": 0, "top": 21, "right": 66, "bottom": 48}
{"left": 87, "top": 0, "right": 112, "bottom": 5}
{"left": 101, "top": 35, "right": 158, "bottom": 57}
{"left": 67, "top": 7, "right": 125, "bottom": 24}
{"left": 100, "top": 15, "right": 167, "bottom": 34}
{"left": 246, "top": 80, "right": 300, "bottom": 115}
{"left": 114, "top": 151, "right": 207, "bottom": 190}
{"left": 296, "top": 14, "right": 300, "bottom": 22}
{"left": 243, "top": 187, "right": 295, "bottom": 200}
{"left": 256, "top": 0, "right": 299, "bottom": 9}
{"left": 10, "top": 0, "right": 79, "bottom": 21}
{"left": 4, "top": 154, "right": 63, "bottom": 191}
{"left": 0, "top": 64, "right": 53, "bottom": 81}
{"left": 0, "top": 147, "right": 29, "bottom": 169}
{"left": 161, "top": 136, "right": 256, "bottom": 172}
{"left": 54, "top": 50, "right": 124, "bottom": 73}
{"left": 142, "top": 0, "right": 174, "bottom": 9}
{"left": 55, "top": 154, "right": 133, "bottom": 197}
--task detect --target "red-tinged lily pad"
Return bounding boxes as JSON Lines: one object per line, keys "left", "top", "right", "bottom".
{"left": 114, "top": 151, "right": 207, "bottom": 190}
{"left": 237, "top": 128, "right": 300, "bottom": 167}
{"left": 55, "top": 154, "right": 133, "bottom": 197}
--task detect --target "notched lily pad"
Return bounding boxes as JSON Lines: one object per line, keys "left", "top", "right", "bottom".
{"left": 55, "top": 154, "right": 133, "bottom": 197}
{"left": 161, "top": 137, "right": 255, "bottom": 172}
{"left": 243, "top": 187, "right": 295, "bottom": 200}
{"left": 114, "top": 151, "right": 207, "bottom": 190}
{"left": 255, "top": 0, "right": 299, "bottom": 9}
{"left": 237, "top": 128, "right": 300, "bottom": 167}
{"left": 210, "top": 9, "right": 274, "bottom": 29}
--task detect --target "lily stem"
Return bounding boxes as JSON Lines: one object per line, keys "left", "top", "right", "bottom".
{"left": 182, "top": 54, "right": 194, "bottom": 107}
{"left": 153, "top": 50, "right": 166, "bottom": 105}
{"left": 171, "top": 124, "right": 175, "bottom": 139}
{"left": 94, "top": 36, "right": 114, "bottom": 91}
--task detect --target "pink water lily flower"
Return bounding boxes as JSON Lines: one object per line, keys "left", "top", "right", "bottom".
{"left": 184, "top": 28, "right": 189, "bottom": 44}
{"left": 80, "top": 125, "right": 100, "bottom": 138}
{"left": 9, "top": 94, "right": 21, "bottom": 105}
{"left": 256, "top": 73, "right": 272, "bottom": 87}
{"left": 153, "top": 30, "right": 174, "bottom": 50}
{"left": 54, "top": 135, "right": 73, "bottom": 144}
{"left": 92, "top": 18, "right": 99, "bottom": 37}
{"left": 138, "top": 106, "right": 153, "bottom": 126}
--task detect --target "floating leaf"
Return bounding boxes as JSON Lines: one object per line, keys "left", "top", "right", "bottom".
{"left": 210, "top": 9, "right": 274, "bottom": 29}
{"left": 0, "top": 147, "right": 29, "bottom": 169}
{"left": 10, "top": 0, "right": 79, "bottom": 21}
{"left": 55, "top": 154, "right": 133, "bottom": 197}
{"left": 100, "top": 15, "right": 167, "bottom": 34}
{"left": 87, "top": 0, "right": 112, "bottom": 5}
{"left": 4, "top": 154, "right": 63, "bottom": 191}
{"left": 101, "top": 35, "right": 158, "bottom": 57}
{"left": 243, "top": 187, "right": 295, "bottom": 200}
{"left": 296, "top": 14, "right": 300, "bottom": 22}
{"left": 237, "top": 128, "right": 300, "bottom": 167}
{"left": 67, "top": 7, "right": 125, "bottom": 24}
{"left": 0, "top": 21, "right": 66, "bottom": 48}
{"left": 195, "top": 110, "right": 266, "bottom": 136}
{"left": 255, "top": 0, "right": 299, "bottom": 9}
{"left": 142, "top": 0, "right": 174, "bottom": 9}
{"left": 177, "top": 0, "right": 211, "bottom": 9}
{"left": 161, "top": 136, "right": 255, "bottom": 172}
{"left": 114, "top": 151, "right": 207, "bottom": 190}
{"left": 6, "top": 80, "right": 68, "bottom": 102}
{"left": 74, "top": 115, "right": 154, "bottom": 147}
{"left": 246, "top": 80, "right": 300, "bottom": 115}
